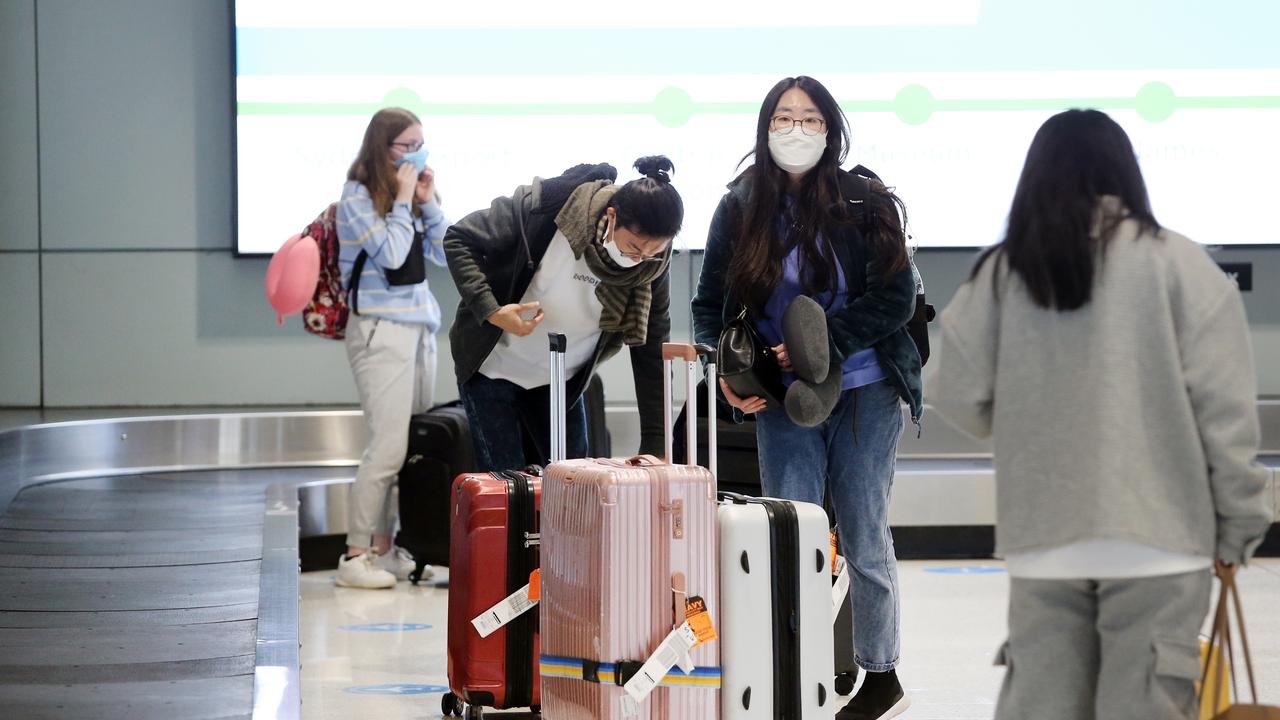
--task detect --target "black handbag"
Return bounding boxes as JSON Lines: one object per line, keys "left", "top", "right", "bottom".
{"left": 717, "top": 307, "right": 786, "bottom": 409}
{"left": 350, "top": 229, "right": 427, "bottom": 316}
{"left": 383, "top": 228, "right": 427, "bottom": 286}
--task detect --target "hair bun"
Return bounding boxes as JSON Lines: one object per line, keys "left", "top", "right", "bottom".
{"left": 633, "top": 155, "right": 674, "bottom": 184}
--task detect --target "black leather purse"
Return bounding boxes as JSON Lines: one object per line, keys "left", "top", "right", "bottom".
{"left": 350, "top": 229, "right": 427, "bottom": 316}
{"left": 383, "top": 228, "right": 427, "bottom": 286}
{"left": 717, "top": 307, "right": 786, "bottom": 409}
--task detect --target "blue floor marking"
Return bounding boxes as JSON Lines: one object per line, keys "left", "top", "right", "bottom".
{"left": 339, "top": 622, "right": 433, "bottom": 632}
{"left": 923, "top": 566, "right": 1007, "bottom": 574}
{"left": 343, "top": 683, "right": 448, "bottom": 695}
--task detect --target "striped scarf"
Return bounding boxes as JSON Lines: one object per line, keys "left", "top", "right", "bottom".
{"left": 555, "top": 180, "right": 670, "bottom": 346}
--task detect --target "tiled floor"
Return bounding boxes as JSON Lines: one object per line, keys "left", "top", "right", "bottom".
{"left": 300, "top": 559, "right": 1280, "bottom": 719}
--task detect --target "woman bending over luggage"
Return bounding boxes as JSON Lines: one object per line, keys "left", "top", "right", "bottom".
{"left": 336, "top": 107, "right": 450, "bottom": 589}
{"left": 444, "top": 157, "right": 682, "bottom": 470}
{"left": 928, "top": 109, "right": 1273, "bottom": 720}
{"left": 691, "top": 76, "right": 920, "bottom": 720}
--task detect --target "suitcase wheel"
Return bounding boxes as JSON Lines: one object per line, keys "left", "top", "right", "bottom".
{"left": 441, "top": 692, "right": 462, "bottom": 716}
{"left": 464, "top": 704, "right": 484, "bottom": 720}
{"left": 835, "top": 671, "right": 857, "bottom": 696}
{"left": 409, "top": 561, "right": 426, "bottom": 585}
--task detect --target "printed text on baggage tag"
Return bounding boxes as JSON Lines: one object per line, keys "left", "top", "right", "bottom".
{"left": 684, "top": 596, "right": 718, "bottom": 647}
{"left": 620, "top": 622, "right": 699, "bottom": 716}
{"left": 832, "top": 556, "right": 851, "bottom": 621}
{"left": 470, "top": 582, "right": 537, "bottom": 638}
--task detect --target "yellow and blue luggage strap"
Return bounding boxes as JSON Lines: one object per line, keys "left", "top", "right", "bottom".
{"left": 539, "top": 655, "right": 721, "bottom": 689}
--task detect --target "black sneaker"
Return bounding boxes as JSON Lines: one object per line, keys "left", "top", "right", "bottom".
{"left": 835, "top": 669, "right": 911, "bottom": 720}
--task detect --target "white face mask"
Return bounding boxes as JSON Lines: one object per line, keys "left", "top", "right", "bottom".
{"left": 768, "top": 130, "right": 828, "bottom": 174}
{"left": 602, "top": 224, "right": 642, "bottom": 268}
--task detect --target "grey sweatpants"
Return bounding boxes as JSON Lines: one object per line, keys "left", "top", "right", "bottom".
{"left": 995, "top": 569, "right": 1212, "bottom": 720}
{"left": 344, "top": 315, "right": 437, "bottom": 549}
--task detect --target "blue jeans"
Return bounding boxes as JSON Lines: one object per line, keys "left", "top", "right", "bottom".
{"left": 458, "top": 373, "right": 588, "bottom": 472}
{"left": 755, "top": 379, "right": 905, "bottom": 672}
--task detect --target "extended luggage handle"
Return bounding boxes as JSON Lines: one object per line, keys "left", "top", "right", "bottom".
{"left": 548, "top": 333, "right": 568, "bottom": 463}
{"left": 662, "top": 343, "right": 718, "bottom": 475}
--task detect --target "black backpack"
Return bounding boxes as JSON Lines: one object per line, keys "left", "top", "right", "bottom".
{"left": 846, "top": 167, "right": 936, "bottom": 365}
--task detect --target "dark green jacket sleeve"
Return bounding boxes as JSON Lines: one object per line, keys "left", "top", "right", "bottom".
{"left": 826, "top": 261, "right": 916, "bottom": 361}
{"left": 442, "top": 185, "right": 531, "bottom": 326}
{"left": 631, "top": 269, "right": 671, "bottom": 456}
{"left": 692, "top": 194, "right": 736, "bottom": 347}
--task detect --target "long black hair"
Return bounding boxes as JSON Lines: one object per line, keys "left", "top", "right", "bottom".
{"left": 610, "top": 155, "right": 683, "bottom": 238}
{"left": 975, "top": 109, "right": 1160, "bottom": 310}
{"left": 727, "top": 76, "right": 908, "bottom": 311}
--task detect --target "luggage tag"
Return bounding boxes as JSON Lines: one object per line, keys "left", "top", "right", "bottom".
{"left": 831, "top": 556, "right": 851, "bottom": 622}
{"left": 620, "top": 621, "right": 700, "bottom": 716}
{"left": 830, "top": 530, "right": 839, "bottom": 574}
{"left": 471, "top": 569, "right": 541, "bottom": 638}
{"left": 684, "top": 595, "right": 718, "bottom": 648}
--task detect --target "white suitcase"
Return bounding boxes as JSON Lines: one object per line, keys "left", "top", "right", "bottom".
{"left": 718, "top": 494, "right": 837, "bottom": 719}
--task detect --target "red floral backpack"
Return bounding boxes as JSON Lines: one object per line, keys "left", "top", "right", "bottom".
{"left": 300, "top": 203, "right": 368, "bottom": 340}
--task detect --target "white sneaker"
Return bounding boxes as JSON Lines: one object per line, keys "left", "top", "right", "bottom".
{"left": 335, "top": 552, "right": 397, "bottom": 589}
{"left": 375, "top": 547, "right": 431, "bottom": 582}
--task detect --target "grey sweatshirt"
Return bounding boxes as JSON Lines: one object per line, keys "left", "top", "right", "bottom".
{"left": 926, "top": 218, "right": 1273, "bottom": 564}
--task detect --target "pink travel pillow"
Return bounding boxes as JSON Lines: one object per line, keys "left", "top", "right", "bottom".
{"left": 265, "top": 233, "right": 320, "bottom": 325}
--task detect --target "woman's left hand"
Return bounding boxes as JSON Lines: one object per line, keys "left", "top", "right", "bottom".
{"left": 772, "top": 343, "right": 792, "bottom": 371}
{"left": 415, "top": 167, "right": 435, "bottom": 205}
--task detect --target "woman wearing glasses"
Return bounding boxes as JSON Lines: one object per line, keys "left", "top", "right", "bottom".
{"left": 692, "top": 77, "right": 920, "bottom": 720}
{"left": 334, "top": 107, "right": 449, "bottom": 589}
{"left": 444, "top": 156, "right": 682, "bottom": 470}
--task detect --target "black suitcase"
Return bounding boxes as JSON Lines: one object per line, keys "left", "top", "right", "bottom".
{"left": 583, "top": 373, "right": 611, "bottom": 457}
{"left": 672, "top": 380, "right": 761, "bottom": 495}
{"left": 395, "top": 401, "right": 473, "bottom": 583}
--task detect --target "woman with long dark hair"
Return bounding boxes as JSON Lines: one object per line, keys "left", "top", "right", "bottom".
{"left": 928, "top": 109, "right": 1272, "bottom": 719}
{"left": 692, "top": 76, "right": 921, "bottom": 720}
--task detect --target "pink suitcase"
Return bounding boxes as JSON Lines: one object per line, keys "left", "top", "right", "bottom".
{"left": 540, "top": 339, "right": 721, "bottom": 720}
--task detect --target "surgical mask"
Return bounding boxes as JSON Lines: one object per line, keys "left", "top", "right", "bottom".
{"left": 768, "top": 130, "right": 827, "bottom": 174}
{"left": 395, "top": 148, "right": 429, "bottom": 173}
{"left": 603, "top": 233, "right": 642, "bottom": 269}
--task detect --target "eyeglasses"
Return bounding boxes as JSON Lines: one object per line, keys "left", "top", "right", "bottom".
{"left": 389, "top": 140, "right": 424, "bottom": 152}
{"left": 770, "top": 115, "right": 827, "bottom": 136}
{"left": 612, "top": 234, "right": 664, "bottom": 263}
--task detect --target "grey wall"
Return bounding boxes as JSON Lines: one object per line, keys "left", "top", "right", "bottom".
{"left": 2, "top": 0, "right": 1277, "bottom": 411}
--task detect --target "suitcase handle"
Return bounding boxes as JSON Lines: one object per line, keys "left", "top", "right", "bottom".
{"left": 548, "top": 333, "right": 568, "bottom": 463}
{"left": 626, "top": 454, "right": 663, "bottom": 467}
{"left": 661, "top": 343, "right": 719, "bottom": 475}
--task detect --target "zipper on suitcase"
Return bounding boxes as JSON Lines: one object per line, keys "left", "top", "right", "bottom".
{"left": 761, "top": 499, "right": 802, "bottom": 719}
{"left": 503, "top": 470, "right": 536, "bottom": 708}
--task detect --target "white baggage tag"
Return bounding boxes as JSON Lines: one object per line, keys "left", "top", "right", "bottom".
{"left": 470, "top": 583, "right": 537, "bottom": 638}
{"left": 620, "top": 622, "right": 699, "bottom": 716}
{"left": 831, "top": 556, "right": 851, "bottom": 622}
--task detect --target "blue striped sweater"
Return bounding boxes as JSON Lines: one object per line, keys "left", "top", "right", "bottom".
{"left": 336, "top": 180, "right": 449, "bottom": 330}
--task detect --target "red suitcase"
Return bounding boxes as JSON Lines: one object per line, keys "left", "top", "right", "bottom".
{"left": 443, "top": 334, "right": 581, "bottom": 718}
{"left": 444, "top": 467, "right": 541, "bottom": 718}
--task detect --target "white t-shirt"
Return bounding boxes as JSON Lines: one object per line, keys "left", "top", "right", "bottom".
{"left": 1005, "top": 540, "right": 1212, "bottom": 579}
{"left": 478, "top": 230, "right": 604, "bottom": 389}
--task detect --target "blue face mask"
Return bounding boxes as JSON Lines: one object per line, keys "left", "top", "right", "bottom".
{"left": 395, "top": 148, "right": 429, "bottom": 173}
